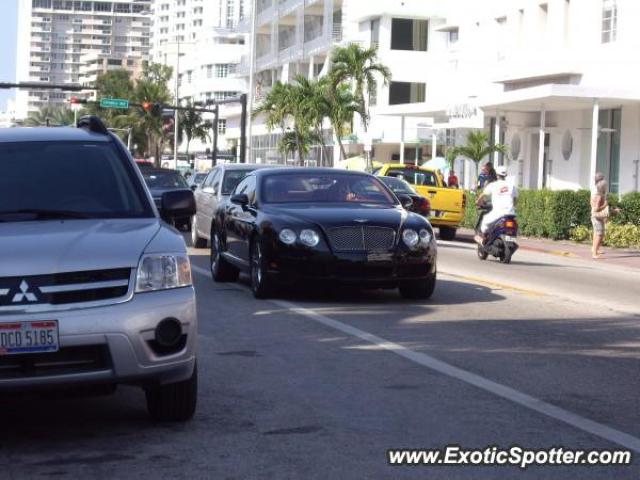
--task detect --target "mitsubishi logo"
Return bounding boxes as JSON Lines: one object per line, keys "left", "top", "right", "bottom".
{"left": 12, "top": 280, "right": 38, "bottom": 303}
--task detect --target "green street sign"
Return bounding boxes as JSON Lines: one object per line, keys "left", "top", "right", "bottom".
{"left": 100, "top": 98, "right": 129, "bottom": 109}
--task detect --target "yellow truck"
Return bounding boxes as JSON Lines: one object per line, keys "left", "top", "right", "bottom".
{"left": 375, "top": 163, "right": 465, "bottom": 240}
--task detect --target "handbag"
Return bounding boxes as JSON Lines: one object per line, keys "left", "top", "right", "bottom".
{"left": 593, "top": 204, "right": 610, "bottom": 221}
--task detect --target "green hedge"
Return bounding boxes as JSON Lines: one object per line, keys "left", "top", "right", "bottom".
{"left": 462, "top": 189, "right": 640, "bottom": 244}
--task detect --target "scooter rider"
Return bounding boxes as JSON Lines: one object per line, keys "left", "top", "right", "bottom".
{"left": 475, "top": 165, "right": 518, "bottom": 244}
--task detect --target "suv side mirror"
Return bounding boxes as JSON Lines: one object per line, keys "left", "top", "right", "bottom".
{"left": 230, "top": 193, "right": 249, "bottom": 206}
{"left": 397, "top": 194, "right": 413, "bottom": 210}
{"left": 190, "top": 184, "right": 198, "bottom": 191}
{"left": 161, "top": 190, "right": 196, "bottom": 219}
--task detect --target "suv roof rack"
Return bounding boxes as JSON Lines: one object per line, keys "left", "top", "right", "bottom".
{"left": 77, "top": 115, "right": 110, "bottom": 136}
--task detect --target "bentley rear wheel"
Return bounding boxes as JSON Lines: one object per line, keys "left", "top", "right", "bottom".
{"left": 211, "top": 231, "right": 238, "bottom": 282}
{"left": 250, "top": 239, "right": 273, "bottom": 299}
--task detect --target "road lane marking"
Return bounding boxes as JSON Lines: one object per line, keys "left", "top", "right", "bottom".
{"left": 191, "top": 263, "right": 640, "bottom": 452}
{"left": 439, "top": 272, "right": 546, "bottom": 297}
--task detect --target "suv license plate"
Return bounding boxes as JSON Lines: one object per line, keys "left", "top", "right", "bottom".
{"left": 0, "top": 321, "right": 59, "bottom": 355}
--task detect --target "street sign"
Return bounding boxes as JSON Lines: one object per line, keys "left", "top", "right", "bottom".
{"left": 100, "top": 98, "right": 129, "bottom": 109}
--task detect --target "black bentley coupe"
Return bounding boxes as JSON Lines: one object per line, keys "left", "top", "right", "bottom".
{"left": 210, "top": 168, "right": 437, "bottom": 299}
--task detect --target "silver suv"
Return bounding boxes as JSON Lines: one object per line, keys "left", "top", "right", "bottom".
{"left": 0, "top": 117, "right": 198, "bottom": 421}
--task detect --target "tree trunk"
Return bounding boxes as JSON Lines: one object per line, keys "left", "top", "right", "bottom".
{"left": 315, "top": 126, "right": 330, "bottom": 167}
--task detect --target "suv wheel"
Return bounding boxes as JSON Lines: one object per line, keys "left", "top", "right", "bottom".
{"left": 191, "top": 215, "right": 207, "bottom": 248}
{"left": 211, "top": 231, "right": 238, "bottom": 282}
{"left": 145, "top": 363, "right": 197, "bottom": 421}
{"left": 399, "top": 271, "right": 436, "bottom": 300}
{"left": 250, "top": 239, "right": 273, "bottom": 299}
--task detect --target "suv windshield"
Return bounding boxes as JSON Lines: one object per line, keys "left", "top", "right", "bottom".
{"left": 262, "top": 173, "right": 397, "bottom": 205}
{"left": 143, "top": 171, "right": 189, "bottom": 189}
{"left": 0, "top": 141, "right": 152, "bottom": 220}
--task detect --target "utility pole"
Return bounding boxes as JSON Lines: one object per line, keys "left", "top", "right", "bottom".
{"left": 240, "top": 94, "right": 247, "bottom": 163}
{"left": 212, "top": 105, "right": 219, "bottom": 166}
{"left": 173, "top": 39, "right": 181, "bottom": 168}
{"left": 246, "top": 0, "right": 258, "bottom": 163}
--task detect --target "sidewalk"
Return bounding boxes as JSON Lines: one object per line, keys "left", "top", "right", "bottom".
{"left": 455, "top": 228, "right": 640, "bottom": 270}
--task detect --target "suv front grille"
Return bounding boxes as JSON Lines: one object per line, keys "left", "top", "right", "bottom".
{"left": 327, "top": 226, "right": 396, "bottom": 252}
{"left": 0, "top": 268, "right": 131, "bottom": 308}
{"left": 0, "top": 345, "right": 112, "bottom": 379}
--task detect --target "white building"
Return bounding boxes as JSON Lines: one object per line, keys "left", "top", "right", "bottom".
{"left": 234, "top": 0, "right": 640, "bottom": 194}
{"left": 15, "top": 0, "right": 153, "bottom": 120}
{"left": 150, "top": 0, "right": 247, "bottom": 155}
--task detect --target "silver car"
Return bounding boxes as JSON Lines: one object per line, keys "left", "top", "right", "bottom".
{"left": 0, "top": 117, "right": 198, "bottom": 421}
{"left": 191, "top": 163, "right": 277, "bottom": 247}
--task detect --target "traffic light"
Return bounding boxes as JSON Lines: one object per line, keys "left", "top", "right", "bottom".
{"left": 142, "top": 102, "right": 163, "bottom": 116}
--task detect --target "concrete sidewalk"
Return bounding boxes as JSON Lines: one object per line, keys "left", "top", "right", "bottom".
{"left": 455, "top": 228, "right": 640, "bottom": 270}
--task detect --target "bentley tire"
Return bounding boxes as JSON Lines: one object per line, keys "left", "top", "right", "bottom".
{"left": 211, "top": 231, "right": 238, "bottom": 282}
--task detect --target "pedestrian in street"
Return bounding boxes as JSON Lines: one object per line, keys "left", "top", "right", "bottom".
{"left": 448, "top": 169, "right": 460, "bottom": 189}
{"left": 591, "top": 172, "right": 609, "bottom": 259}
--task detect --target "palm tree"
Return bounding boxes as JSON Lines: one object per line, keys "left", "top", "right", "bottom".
{"left": 131, "top": 63, "right": 173, "bottom": 165}
{"left": 330, "top": 43, "right": 391, "bottom": 168}
{"left": 449, "top": 131, "right": 508, "bottom": 186}
{"left": 253, "top": 80, "right": 311, "bottom": 165}
{"left": 24, "top": 107, "right": 76, "bottom": 127}
{"left": 326, "top": 83, "right": 362, "bottom": 162}
{"left": 295, "top": 75, "right": 332, "bottom": 165}
{"left": 179, "top": 104, "right": 211, "bottom": 158}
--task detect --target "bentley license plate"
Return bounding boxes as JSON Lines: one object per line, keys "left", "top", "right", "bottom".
{"left": 0, "top": 321, "right": 59, "bottom": 355}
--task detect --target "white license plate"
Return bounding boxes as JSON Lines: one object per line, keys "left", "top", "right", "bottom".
{"left": 0, "top": 321, "right": 59, "bottom": 355}
{"left": 503, "top": 235, "right": 517, "bottom": 242}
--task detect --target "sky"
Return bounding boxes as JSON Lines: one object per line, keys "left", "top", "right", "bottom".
{"left": 0, "top": 0, "right": 18, "bottom": 111}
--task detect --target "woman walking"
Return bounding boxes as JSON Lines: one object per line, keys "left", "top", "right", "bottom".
{"left": 591, "top": 172, "right": 609, "bottom": 259}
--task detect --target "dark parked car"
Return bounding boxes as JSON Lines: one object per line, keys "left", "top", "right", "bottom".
{"left": 191, "top": 163, "right": 278, "bottom": 247}
{"left": 142, "top": 168, "right": 192, "bottom": 230}
{"left": 210, "top": 168, "right": 437, "bottom": 299}
{"left": 379, "top": 176, "right": 431, "bottom": 217}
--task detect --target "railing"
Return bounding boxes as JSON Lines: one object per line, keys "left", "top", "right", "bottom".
{"left": 332, "top": 24, "right": 343, "bottom": 42}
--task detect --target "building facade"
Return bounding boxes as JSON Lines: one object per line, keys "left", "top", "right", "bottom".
{"left": 150, "top": 0, "right": 247, "bottom": 155}
{"left": 233, "top": 0, "right": 640, "bottom": 193}
{"left": 15, "top": 0, "right": 153, "bottom": 119}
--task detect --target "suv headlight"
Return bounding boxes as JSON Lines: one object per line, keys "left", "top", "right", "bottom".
{"left": 402, "top": 229, "right": 419, "bottom": 248}
{"left": 135, "top": 253, "right": 192, "bottom": 293}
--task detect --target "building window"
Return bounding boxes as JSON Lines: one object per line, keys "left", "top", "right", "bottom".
{"left": 206, "top": 64, "right": 213, "bottom": 78}
{"left": 602, "top": 0, "right": 617, "bottom": 43}
{"left": 391, "top": 19, "right": 428, "bottom": 51}
{"left": 94, "top": 2, "right": 112, "bottom": 12}
{"left": 33, "top": 0, "right": 52, "bottom": 8}
{"left": 226, "top": 0, "right": 235, "bottom": 28}
{"left": 388, "top": 82, "right": 426, "bottom": 105}
{"left": 215, "top": 64, "right": 229, "bottom": 78}
{"left": 218, "top": 119, "right": 227, "bottom": 135}
{"left": 187, "top": 71, "right": 192, "bottom": 83}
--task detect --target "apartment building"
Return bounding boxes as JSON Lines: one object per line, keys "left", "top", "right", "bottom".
{"left": 233, "top": 0, "right": 640, "bottom": 193}
{"left": 15, "top": 0, "right": 152, "bottom": 119}
{"left": 379, "top": 0, "right": 640, "bottom": 194}
{"left": 150, "top": 0, "right": 247, "bottom": 153}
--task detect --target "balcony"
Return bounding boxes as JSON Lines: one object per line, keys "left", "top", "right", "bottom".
{"left": 279, "top": 43, "right": 302, "bottom": 63}
{"left": 256, "top": 52, "right": 277, "bottom": 70}
{"left": 278, "top": 0, "right": 302, "bottom": 17}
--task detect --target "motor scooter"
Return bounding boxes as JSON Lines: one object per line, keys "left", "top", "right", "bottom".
{"left": 476, "top": 204, "right": 519, "bottom": 264}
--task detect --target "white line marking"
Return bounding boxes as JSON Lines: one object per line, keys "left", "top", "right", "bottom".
{"left": 191, "top": 264, "right": 640, "bottom": 453}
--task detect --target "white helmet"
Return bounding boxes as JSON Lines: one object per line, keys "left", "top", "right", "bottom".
{"left": 496, "top": 165, "right": 508, "bottom": 177}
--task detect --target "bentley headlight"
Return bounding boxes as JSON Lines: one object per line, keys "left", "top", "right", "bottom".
{"left": 136, "top": 253, "right": 192, "bottom": 293}
{"left": 299, "top": 229, "right": 320, "bottom": 247}
{"left": 419, "top": 228, "right": 432, "bottom": 245}
{"left": 402, "top": 229, "right": 419, "bottom": 248}
{"left": 279, "top": 228, "right": 297, "bottom": 245}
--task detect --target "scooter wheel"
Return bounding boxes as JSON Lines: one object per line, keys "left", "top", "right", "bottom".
{"left": 477, "top": 245, "right": 488, "bottom": 260}
{"left": 499, "top": 244, "right": 513, "bottom": 264}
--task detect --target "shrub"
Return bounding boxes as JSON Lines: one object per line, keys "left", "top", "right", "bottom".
{"left": 604, "top": 223, "right": 640, "bottom": 248}
{"left": 613, "top": 192, "right": 640, "bottom": 226}
{"left": 569, "top": 225, "right": 591, "bottom": 243}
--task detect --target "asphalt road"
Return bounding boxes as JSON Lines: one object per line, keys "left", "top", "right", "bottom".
{"left": 1, "top": 238, "right": 638, "bottom": 479}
